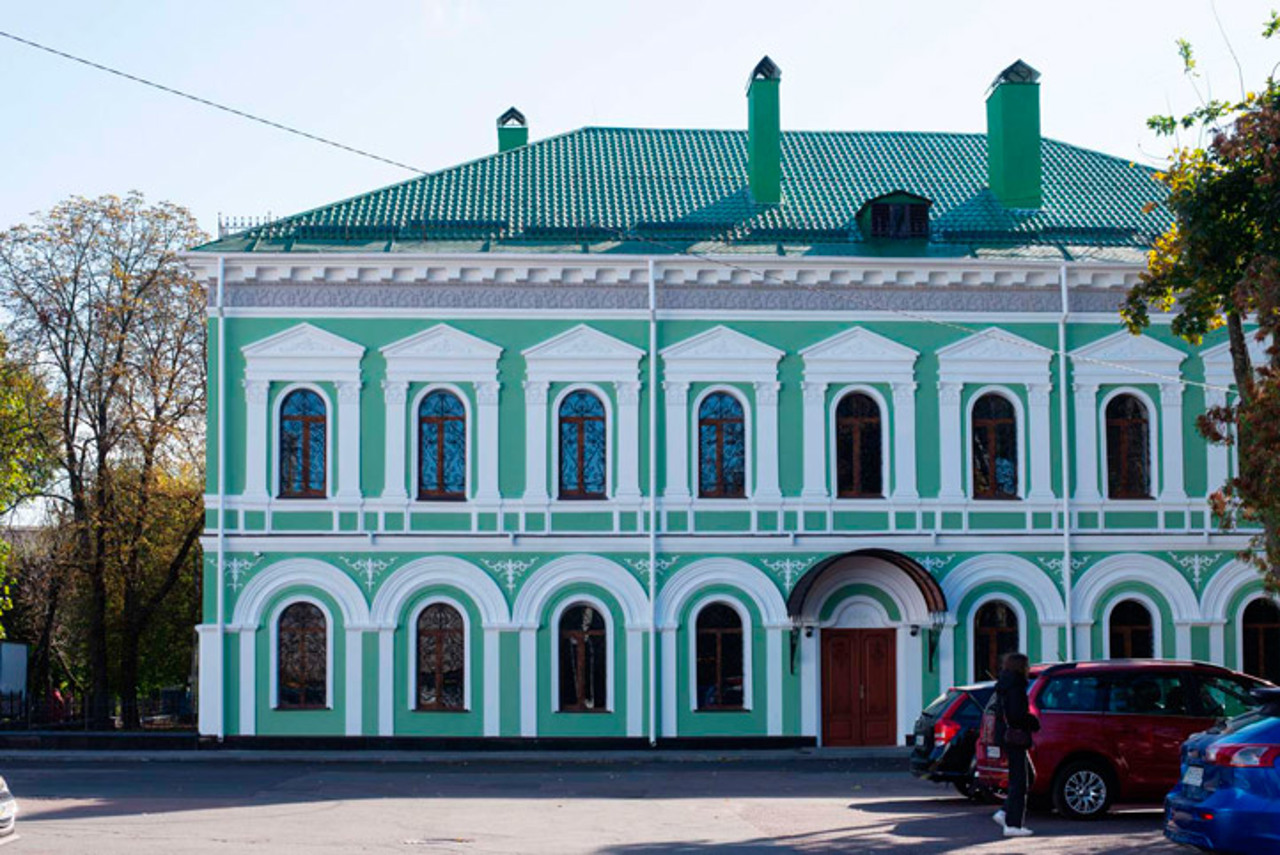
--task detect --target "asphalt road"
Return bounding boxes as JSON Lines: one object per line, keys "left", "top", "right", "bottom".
{"left": 0, "top": 757, "right": 1185, "bottom": 854}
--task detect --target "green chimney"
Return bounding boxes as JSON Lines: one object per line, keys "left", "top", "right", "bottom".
{"left": 497, "top": 106, "right": 528, "bottom": 152}
{"left": 747, "top": 56, "right": 782, "bottom": 205}
{"left": 985, "top": 60, "right": 1042, "bottom": 209}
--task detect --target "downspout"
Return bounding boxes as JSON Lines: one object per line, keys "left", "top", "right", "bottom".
{"left": 647, "top": 258, "right": 659, "bottom": 747}
{"left": 215, "top": 256, "right": 227, "bottom": 739}
{"left": 1058, "top": 261, "right": 1074, "bottom": 661}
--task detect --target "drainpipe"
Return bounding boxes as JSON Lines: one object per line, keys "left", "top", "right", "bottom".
{"left": 1058, "top": 262, "right": 1074, "bottom": 661}
{"left": 215, "top": 256, "right": 227, "bottom": 739}
{"left": 647, "top": 258, "right": 659, "bottom": 747}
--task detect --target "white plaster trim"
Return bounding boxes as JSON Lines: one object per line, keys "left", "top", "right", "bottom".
{"left": 380, "top": 324, "right": 502, "bottom": 385}
{"left": 766, "top": 628, "right": 783, "bottom": 736}
{"left": 1100, "top": 593, "right": 1163, "bottom": 659}
{"left": 238, "top": 628, "right": 256, "bottom": 735}
{"left": 660, "top": 628, "right": 679, "bottom": 737}
{"left": 964, "top": 385, "right": 1027, "bottom": 499}
{"left": 522, "top": 324, "right": 643, "bottom": 384}
{"left": 405, "top": 595, "right": 472, "bottom": 712}
{"left": 797, "top": 554, "right": 931, "bottom": 626}
{"left": 370, "top": 555, "right": 511, "bottom": 628}
{"left": 512, "top": 554, "right": 650, "bottom": 630}
{"left": 549, "top": 594, "right": 616, "bottom": 713}
{"left": 799, "top": 326, "right": 918, "bottom": 387}
{"left": 378, "top": 628, "right": 394, "bottom": 735}
{"left": 196, "top": 624, "right": 222, "bottom": 737}
{"left": 519, "top": 628, "right": 537, "bottom": 736}
{"left": 231, "top": 558, "right": 371, "bottom": 630}
{"left": 1201, "top": 560, "right": 1261, "bottom": 622}
{"left": 963, "top": 594, "right": 1027, "bottom": 683}
{"left": 685, "top": 596, "right": 755, "bottom": 712}
{"left": 828, "top": 385, "right": 890, "bottom": 500}
{"left": 271, "top": 383, "right": 334, "bottom": 499}
{"left": 936, "top": 327, "right": 1052, "bottom": 386}
{"left": 551, "top": 384, "right": 614, "bottom": 501}
{"left": 408, "top": 383, "right": 473, "bottom": 500}
{"left": 824, "top": 594, "right": 892, "bottom": 629}
{"left": 1070, "top": 553, "right": 1200, "bottom": 627}
{"left": 1235, "top": 592, "right": 1280, "bottom": 674}
{"left": 656, "top": 557, "right": 789, "bottom": 630}
{"left": 1072, "top": 330, "right": 1187, "bottom": 384}
{"left": 267, "top": 595, "right": 335, "bottom": 710}
{"left": 660, "top": 325, "right": 783, "bottom": 385}
{"left": 1098, "top": 387, "right": 1159, "bottom": 500}
{"left": 241, "top": 323, "right": 365, "bottom": 384}
{"left": 942, "top": 553, "right": 1066, "bottom": 624}
{"left": 691, "top": 385, "right": 754, "bottom": 500}
{"left": 483, "top": 629, "right": 501, "bottom": 736}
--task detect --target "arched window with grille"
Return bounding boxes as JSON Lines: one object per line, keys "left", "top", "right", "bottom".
{"left": 416, "top": 603, "right": 466, "bottom": 710}
{"left": 973, "top": 601, "right": 1019, "bottom": 680}
{"left": 277, "top": 602, "right": 327, "bottom": 709}
{"left": 279, "top": 389, "right": 326, "bottom": 498}
{"left": 418, "top": 390, "right": 466, "bottom": 500}
{"left": 696, "top": 603, "right": 745, "bottom": 709}
{"left": 971, "top": 393, "right": 1018, "bottom": 499}
{"left": 836, "top": 392, "right": 883, "bottom": 498}
{"left": 698, "top": 391, "right": 746, "bottom": 498}
{"left": 1109, "top": 599, "right": 1155, "bottom": 658}
{"left": 558, "top": 603, "right": 607, "bottom": 712}
{"left": 1105, "top": 393, "right": 1152, "bottom": 499}
{"left": 1243, "top": 598, "right": 1280, "bottom": 684}
{"left": 558, "top": 390, "right": 607, "bottom": 499}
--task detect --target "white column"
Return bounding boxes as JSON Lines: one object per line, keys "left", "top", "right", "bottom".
{"left": 1040, "top": 622, "right": 1064, "bottom": 664}
{"left": 381, "top": 381, "right": 409, "bottom": 500}
{"left": 766, "top": 627, "right": 784, "bottom": 736}
{"left": 243, "top": 380, "right": 270, "bottom": 501}
{"left": 238, "top": 628, "right": 257, "bottom": 736}
{"left": 903, "top": 630, "right": 923, "bottom": 742}
{"left": 937, "top": 382, "right": 964, "bottom": 499}
{"left": 377, "top": 628, "right": 394, "bottom": 736}
{"left": 1160, "top": 383, "right": 1187, "bottom": 501}
{"left": 345, "top": 627, "right": 363, "bottom": 736}
{"left": 615, "top": 381, "right": 642, "bottom": 501}
{"left": 754, "top": 381, "right": 781, "bottom": 502}
{"left": 1204, "top": 388, "right": 1230, "bottom": 498}
{"left": 1209, "top": 620, "right": 1227, "bottom": 665}
{"left": 1028, "top": 382, "right": 1054, "bottom": 500}
{"left": 891, "top": 381, "right": 919, "bottom": 500}
{"left": 1073, "top": 383, "right": 1100, "bottom": 501}
{"left": 800, "top": 382, "right": 828, "bottom": 500}
{"left": 663, "top": 382, "right": 690, "bottom": 501}
{"left": 519, "top": 627, "right": 538, "bottom": 736}
{"left": 1175, "top": 621, "right": 1193, "bottom": 660}
{"left": 483, "top": 628, "right": 501, "bottom": 736}
{"left": 335, "top": 380, "right": 363, "bottom": 501}
{"left": 800, "top": 630, "right": 818, "bottom": 738}
{"left": 523, "top": 382, "right": 549, "bottom": 503}
{"left": 1073, "top": 622, "right": 1093, "bottom": 660}
{"left": 475, "top": 382, "right": 502, "bottom": 502}
{"left": 626, "top": 628, "right": 644, "bottom": 737}
{"left": 660, "top": 627, "right": 678, "bottom": 737}
{"left": 196, "top": 624, "right": 222, "bottom": 736}
{"left": 936, "top": 621, "right": 956, "bottom": 687}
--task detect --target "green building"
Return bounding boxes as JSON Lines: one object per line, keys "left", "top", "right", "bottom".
{"left": 190, "top": 58, "right": 1279, "bottom": 744}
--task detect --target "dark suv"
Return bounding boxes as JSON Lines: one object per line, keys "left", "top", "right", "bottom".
{"left": 910, "top": 682, "right": 996, "bottom": 798}
{"left": 975, "top": 660, "right": 1270, "bottom": 819}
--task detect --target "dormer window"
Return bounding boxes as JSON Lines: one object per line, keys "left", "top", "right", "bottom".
{"left": 859, "top": 192, "right": 932, "bottom": 241}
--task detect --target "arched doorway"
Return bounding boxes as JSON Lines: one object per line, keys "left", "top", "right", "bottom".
{"left": 973, "top": 601, "right": 1019, "bottom": 680}
{"left": 1109, "top": 599, "right": 1154, "bottom": 659}
{"left": 1243, "top": 598, "right": 1280, "bottom": 683}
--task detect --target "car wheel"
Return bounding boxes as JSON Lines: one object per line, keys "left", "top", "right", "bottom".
{"left": 1052, "top": 761, "right": 1113, "bottom": 820}
{"left": 953, "top": 779, "right": 973, "bottom": 799}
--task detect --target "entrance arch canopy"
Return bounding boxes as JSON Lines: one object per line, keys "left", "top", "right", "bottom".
{"left": 787, "top": 548, "right": 947, "bottom": 624}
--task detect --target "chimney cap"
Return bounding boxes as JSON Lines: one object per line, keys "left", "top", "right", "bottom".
{"left": 749, "top": 56, "right": 781, "bottom": 84}
{"left": 497, "top": 107, "right": 527, "bottom": 128}
{"left": 990, "top": 59, "right": 1040, "bottom": 90}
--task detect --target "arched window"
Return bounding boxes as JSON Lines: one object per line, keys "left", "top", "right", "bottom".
{"left": 1106, "top": 394, "right": 1152, "bottom": 499}
{"left": 279, "top": 389, "right": 326, "bottom": 498}
{"left": 277, "top": 602, "right": 326, "bottom": 709}
{"left": 698, "top": 392, "right": 746, "bottom": 498}
{"left": 558, "top": 603, "right": 607, "bottom": 712}
{"left": 973, "top": 601, "right": 1019, "bottom": 680}
{"left": 836, "top": 392, "right": 883, "bottom": 498}
{"left": 416, "top": 603, "right": 466, "bottom": 710}
{"left": 1243, "top": 598, "right": 1280, "bottom": 684}
{"left": 558, "top": 390, "right": 607, "bottom": 499}
{"left": 696, "top": 603, "right": 745, "bottom": 709}
{"left": 418, "top": 390, "right": 466, "bottom": 500}
{"left": 971, "top": 393, "right": 1017, "bottom": 500}
{"left": 1109, "top": 599, "right": 1154, "bottom": 659}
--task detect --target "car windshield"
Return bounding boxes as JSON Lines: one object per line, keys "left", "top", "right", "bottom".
{"left": 923, "top": 690, "right": 961, "bottom": 718}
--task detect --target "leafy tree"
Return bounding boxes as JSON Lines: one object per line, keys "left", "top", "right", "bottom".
{"left": 1124, "top": 14, "right": 1280, "bottom": 588}
{"left": 0, "top": 193, "right": 206, "bottom": 727}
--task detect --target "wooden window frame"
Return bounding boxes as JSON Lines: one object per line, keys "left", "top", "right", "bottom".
{"left": 417, "top": 390, "right": 467, "bottom": 501}
{"left": 971, "top": 393, "right": 1018, "bottom": 500}
{"left": 1105, "top": 393, "right": 1153, "bottom": 499}
{"left": 278, "top": 389, "right": 327, "bottom": 499}
{"left": 558, "top": 604, "right": 608, "bottom": 713}
{"left": 276, "top": 602, "right": 327, "bottom": 710}
{"left": 415, "top": 603, "right": 467, "bottom": 712}
{"left": 558, "top": 391, "right": 607, "bottom": 500}
{"left": 695, "top": 604, "right": 746, "bottom": 711}
{"left": 835, "top": 392, "right": 884, "bottom": 498}
{"left": 698, "top": 392, "right": 747, "bottom": 499}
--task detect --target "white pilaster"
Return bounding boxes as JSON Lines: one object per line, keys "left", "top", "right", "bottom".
{"left": 937, "top": 382, "right": 964, "bottom": 499}
{"left": 344, "top": 627, "right": 363, "bottom": 736}
{"left": 238, "top": 628, "right": 257, "bottom": 736}
{"left": 335, "top": 381, "right": 363, "bottom": 501}
{"left": 891, "top": 381, "right": 919, "bottom": 500}
{"left": 626, "top": 628, "right": 644, "bottom": 737}
{"left": 483, "top": 628, "right": 501, "bottom": 736}
{"left": 1160, "top": 383, "right": 1187, "bottom": 501}
{"left": 1073, "top": 622, "right": 1093, "bottom": 661}
{"left": 523, "top": 382, "right": 549, "bottom": 503}
{"left": 800, "top": 630, "right": 818, "bottom": 738}
{"left": 475, "top": 382, "right": 501, "bottom": 502}
{"left": 801, "top": 382, "right": 828, "bottom": 499}
{"left": 766, "top": 627, "right": 783, "bottom": 736}
{"left": 1209, "top": 621, "right": 1226, "bottom": 665}
{"left": 663, "top": 382, "right": 691, "bottom": 501}
{"left": 615, "top": 381, "right": 642, "bottom": 501}
{"left": 1204, "top": 387, "right": 1230, "bottom": 498}
{"left": 1174, "top": 621, "right": 1193, "bottom": 660}
{"left": 519, "top": 627, "right": 538, "bottom": 736}
{"left": 1040, "top": 622, "right": 1064, "bottom": 663}
{"left": 660, "top": 628, "right": 678, "bottom": 737}
{"left": 1073, "top": 383, "right": 1100, "bottom": 501}
{"left": 243, "top": 380, "right": 270, "bottom": 501}
{"left": 381, "top": 381, "right": 409, "bottom": 500}
{"left": 1028, "top": 382, "right": 1054, "bottom": 500}
{"left": 378, "top": 628, "right": 394, "bottom": 736}
{"left": 196, "top": 624, "right": 222, "bottom": 737}
{"left": 936, "top": 621, "right": 956, "bottom": 687}
{"left": 754, "top": 381, "right": 781, "bottom": 501}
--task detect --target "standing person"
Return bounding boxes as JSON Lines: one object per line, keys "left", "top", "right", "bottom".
{"left": 991, "top": 652, "right": 1038, "bottom": 838}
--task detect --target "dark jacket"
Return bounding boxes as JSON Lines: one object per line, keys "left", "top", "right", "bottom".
{"left": 994, "top": 668, "right": 1037, "bottom": 746}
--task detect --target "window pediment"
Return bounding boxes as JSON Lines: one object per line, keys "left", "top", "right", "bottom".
{"left": 801, "top": 327, "right": 917, "bottom": 385}
{"left": 1201, "top": 336, "right": 1270, "bottom": 390}
{"left": 523, "top": 324, "right": 644, "bottom": 383}
{"left": 1071, "top": 331, "right": 1186, "bottom": 384}
{"left": 382, "top": 324, "right": 502, "bottom": 384}
{"left": 661, "top": 326, "right": 783, "bottom": 383}
{"left": 242, "top": 323, "right": 364, "bottom": 383}
{"left": 937, "top": 327, "right": 1051, "bottom": 386}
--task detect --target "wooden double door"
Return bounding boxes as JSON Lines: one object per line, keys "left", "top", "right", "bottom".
{"left": 821, "top": 629, "right": 897, "bottom": 747}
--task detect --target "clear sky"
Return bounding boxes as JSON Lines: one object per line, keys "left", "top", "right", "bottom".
{"left": 2, "top": 1, "right": 1277, "bottom": 239}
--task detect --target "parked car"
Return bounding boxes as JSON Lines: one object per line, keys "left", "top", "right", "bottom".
{"left": 910, "top": 682, "right": 996, "bottom": 798}
{"left": 975, "top": 660, "right": 1271, "bottom": 819}
{"left": 1164, "top": 687, "right": 1280, "bottom": 854}
{"left": 0, "top": 776, "right": 17, "bottom": 838}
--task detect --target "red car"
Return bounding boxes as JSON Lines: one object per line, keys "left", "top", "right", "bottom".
{"left": 975, "top": 660, "right": 1270, "bottom": 819}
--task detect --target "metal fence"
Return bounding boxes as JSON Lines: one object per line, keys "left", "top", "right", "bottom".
{"left": 0, "top": 689, "right": 195, "bottom": 730}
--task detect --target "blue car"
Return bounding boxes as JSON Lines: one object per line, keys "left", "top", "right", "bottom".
{"left": 1165, "top": 687, "right": 1280, "bottom": 854}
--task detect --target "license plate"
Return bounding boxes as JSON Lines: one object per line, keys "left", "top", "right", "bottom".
{"left": 986, "top": 746, "right": 1002, "bottom": 759}
{"left": 1182, "top": 766, "right": 1204, "bottom": 787}
{"left": 915, "top": 734, "right": 925, "bottom": 747}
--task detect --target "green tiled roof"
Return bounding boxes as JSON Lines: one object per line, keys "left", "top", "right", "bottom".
{"left": 198, "top": 127, "right": 1170, "bottom": 256}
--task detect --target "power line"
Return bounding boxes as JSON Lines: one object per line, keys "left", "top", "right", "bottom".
{"left": 0, "top": 29, "right": 428, "bottom": 175}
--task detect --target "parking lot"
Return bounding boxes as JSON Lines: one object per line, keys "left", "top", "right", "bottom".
{"left": 0, "top": 754, "right": 1184, "bottom": 854}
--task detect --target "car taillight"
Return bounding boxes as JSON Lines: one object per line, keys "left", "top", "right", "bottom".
{"left": 1205, "top": 744, "right": 1280, "bottom": 768}
{"left": 934, "top": 718, "right": 962, "bottom": 748}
